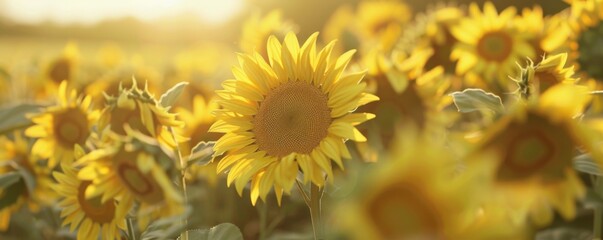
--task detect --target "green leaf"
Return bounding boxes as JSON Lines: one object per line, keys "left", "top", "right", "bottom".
{"left": 159, "top": 82, "right": 189, "bottom": 109}
{"left": 177, "top": 223, "right": 243, "bottom": 240}
{"left": 0, "top": 172, "right": 21, "bottom": 189}
{"left": 0, "top": 103, "right": 44, "bottom": 135}
{"left": 0, "top": 179, "right": 25, "bottom": 210}
{"left": 188, "top": 141, "right": 215, "bottom": 167}
{"left": 573, "top": 154, "right": 602, "bottom": 176}
{"left": 450, "top": 88, "right": 504, "bottom": 114}
{"left": 582, "top": 189, "right": 603, "bottom": 209}
{"left": 535, "top": 227, "right": 591, "bottom": 240}
{"left": 141, "top": 206, "right": 192, "bottom": 240}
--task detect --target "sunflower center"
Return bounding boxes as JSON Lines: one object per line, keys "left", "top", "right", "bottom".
{"left": 53, "top": 108, "right": 89, "bottom": 147}
{"left": 114, "top": 151, "right": 165, "bottom": 204}
{"left": 577, "top": 23, "right": 603, "bottom": 81}
{"left": 77, "top": 181, "right": 116, "bottom": 224}
{"left": 367, "top": 183, "right": 442, "bottom": 239}
{"left": 493, "top": 113, "right": 574, "bottom": 182}
{"left": 110, "top": 104, "right": 158, "bottom": 136}
{"left": 477, "top": 31, "right": 513, "bottom": 62}
{"left": 49, "top": 58, "right": 71, "bottom": 83}
{"left": 253, "top": 81, "right": 331, "bottom": 157}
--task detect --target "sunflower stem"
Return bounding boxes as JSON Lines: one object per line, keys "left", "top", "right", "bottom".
{"left": 309, "top": 183, "right": 324, "bottom": 240}
{"left": 127, "top": 217, "right": 137, "bottom": 240}
{"left": 258, "top": 200, "right": 269, "bottom": 240}
{"left": 595, "top": 176, "right": 603, "bottom": 239}
{"left": 170, "top": 127, "right": 189, "bottom": 240}
{"left": 295, "top": 180, "right": 311, "bottom": 206}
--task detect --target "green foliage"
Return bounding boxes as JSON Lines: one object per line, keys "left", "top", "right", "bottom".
{"left": 177, "top": 223, "right": 243, "bottom": 240}
{"left": 188, "top": 141, "right": 215, "bottom": 167}
{"left": 160, "top": 82, "right": 189, "bottom": 109}
{"left": 450, "top": 88, "right": 505, "bottom": 114}
{"left": 573, "top": 154, "right": 602, "bottom": 176}
{"left": 0, "top": 103, "right": 44, "bottom": 135}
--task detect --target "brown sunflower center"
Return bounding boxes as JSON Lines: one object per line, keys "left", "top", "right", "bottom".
{"left": 53, "top": 108, "right": 89, "bottom": 147}
{"left": 77, "top": 181, "right": 116, "bottom": 224}
{"left": 114, "top": 150, "right": 165, "bottom": 204}
{"left": 367, "top": 182, "right": 442, "bottom": 239}
{"left": 49, "top": 58, "right": 71, "bottom": 83}
{"left": 477, "top": 31, "right": 513, "bottom": 62}
{"left": 253, "top": 81, "right": 331, "bottom": 157}
{"left": 110, "top": 104, "right": 159, "bottom": 136}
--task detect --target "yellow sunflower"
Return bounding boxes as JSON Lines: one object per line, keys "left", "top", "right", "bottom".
{"left": 240, "top": 10, "right": 296, "bottom": 61}
{"left": 77, "top": 130, "right": 183, "bottom": 230}
{"left": 0, "top": 132, "right": 55, "bottom": 231}
{"left": 210, "top": 32, "right": 378, "bottom": 205}
{"left": 85, "top": 64, "right": 162, "bottom": 107}
{"left": 451, "top": 2, "right": 535, "bottom": 91}
{"left": 53, "top": 164, "right": 127, "bottom": 240}
{"left": 26, "top": 81, "right": 98, "bottom": 167}
{"left": 513, "top": 53, "right": 577, "bottom": 97}
{"left": 334, "top": 128, "right": 526, "bottom": 240}
{"left": 474, "top": 84, "right": 595, "bottom": 225}
{"left": 515, "top": 6, "right": 569, "bottom": 58}
{"left": 355, "top": 0, "right": 412, "bottom": 51}
{"left": 566, "top": 0, "right": 603, "bottom": 82}
{"left": 323, "top": 5, "right": 360, "bottom": 56}
{"left": 98, "top": 79, "right": 183, "bottom": 146}
{"left": 45, "top": 42, "right": 80, "bottom": 85}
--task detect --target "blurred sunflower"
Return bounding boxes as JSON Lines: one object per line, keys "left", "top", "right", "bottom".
{"left": 98, "top": 80, "right": 183, "bottom": 146}
{"left": 566, "top": 0, "right": 603, "bottom": 82}
{"left": 53, "top": 165, "right": 127, "bottom": 240}
{"left": 175, "top": 95, "right": 223, "bottom": 185}
{"left": 515, "top": 6, "right": 569, "bottom": 58}
{"left": 77, "top": 130, "right": 183, "bottom": 230}
{"left": 45, "top": 42, "right": 80, "bottom": 85}
{"left": 240, "top": 10, "right": 296, "bottom": 61}
{"left": 474, "top": 84, "right": 594, "bottom": 225}
{"left": 335, "top": 128, "right": 525, "bottom": 240}
{"left": 96, "top": 43, "right": 124, "bottom": 69}
{"left": 355, "top": 0, "right": 412, "bottom": 51}
{"left": 323, "top": 5, "right": 360, "bottom": 56}
{"left": 26, "top": 81, "right": 98, "bottom": 167}
{"left": 210, "top": 32, "right": 378, "bottom": 205}
{"left": 451, "top": 2, "right": 535, "bottom": 91}
{"left": 0, "top": 132, "right": 55, "bottom": 231}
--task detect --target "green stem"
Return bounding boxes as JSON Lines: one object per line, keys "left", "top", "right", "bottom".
{"left": 170, "top": 127, "right": 189, "bottom": 240}
{"left": 595, "top": 176, "right": 603, "bottom": 240}
{"left": 127, "top": 217, "right": 137, "bottom": 240}
{"left": 309, "top": 184, "right": 324, "bottom": 240}
{"left": 258, "top": 200, "right": 269, "bottom": 240}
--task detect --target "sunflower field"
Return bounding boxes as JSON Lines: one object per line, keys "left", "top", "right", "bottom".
{"left": 2, "top": 0, "right": 603, "bottom": 239}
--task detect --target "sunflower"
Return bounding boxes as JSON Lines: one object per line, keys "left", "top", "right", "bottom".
{"left": 513, "top": 53, "right": 577, "bottom": 98}
{"left": 515, "top": 6, "right": 569, "bottom": 58}
{"left": 474, "top": 84, "right": 594, "bottom": 225}
{"left": 355, "top": 0, "right": 412, "bottom": 51}
{"left": 77, "top": 130, "right": 183, "bottom": 230}
{"left": 334, "top": 128, "right": 526, "bottom": 240}
{"left": 210, "top": 32, "right": 378, "bottom": 205}
{"left": 323, "top": 5, "right": 360, "bottom": 56}
{"left": 98, "top": 79, "right": 183, "bottom": 146}
{"left": 451, "top": 2, "right": 535, "bottom": 92}
{"left": 53, "top": 164, "right": 127, "bottom": 240}
{"left": 566, "top": 0, "right": 603, "bottom": 82}
{"left": 46, "top": 42, "right": 80, "bottom": 85}
{"left": 240, "top": 10, "right": 296, "bottom": 61}
{"left": 85, "top": 64, "right": 162, "bottom": 107}
{"left": 175, "top": 95, "right": 223, "bottom": 185}
{"left": 26, "top": 81, "right": 98, "bottom": 167}
{"left": 0, "top": 132, "right": 55, "bottom": 231}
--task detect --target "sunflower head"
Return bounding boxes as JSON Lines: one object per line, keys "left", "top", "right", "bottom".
{"left": 53, "top": 164, "right": 127, "bottom": 240}
{"left": 211, "top": 32, "right": 378, "bottom": 205}
{"left": 46, "top": 42, "right": 80, "bottom": 84}
{"left": 356, "top": 0, "right": 412, "bottom": 50}
{"left": 567, "top": 0, "right": 603, "bottom": 82}
{"left": 474, "top": 84, "right": 593, "bottom": 225}
{"left": 240, "top": 10, "right": 296, "bottom": 61}
{"left": 513, "top": 53, "right": 577, "bottom": 99}
{"left": 26, "top": 81, "right": 98, "bottom": 167}
{"left": 451, "top": 2, "right": 535, "bottom": 91}
{"left": 99, "top": 79, "right": 183, "bottom": 143}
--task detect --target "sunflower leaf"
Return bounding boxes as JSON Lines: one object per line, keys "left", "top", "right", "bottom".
{"left": 0, "top": 178, "right": 26, "bottom": 210}
{"left": 188, "top": 141, "right": 216, "bottom": 167}
{"left": 573, "top": 154, "right": 603, "bottom": 176}
{"left": 177, "top": 223, "right": 243, "bottom": 240}
{"left": 450, "top": 88, "right": 504, "bottom": 114}
{"left": 159, "top": 82, "right": 189, "bottom": 109}
{"left": 0, "top": 103, "right": 45, "bottom": 135}
{"left": 0, "top": 172, "right": 21, "bottom": 189}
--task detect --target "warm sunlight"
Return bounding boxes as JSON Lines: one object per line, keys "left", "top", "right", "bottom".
{"left": 1, "top": 0, "right": 245, "bottom": 24}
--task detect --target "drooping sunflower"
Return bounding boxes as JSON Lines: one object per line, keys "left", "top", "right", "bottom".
{"left": 26, "top": 81, "right": 98, "bottom": 167}
{"left": 334, "top": 128, "right": 526, "bottom": 240}
{"left": 513, "top": 53, "right": 577, "bottom": 97}
{"left": 474, "top": 84, "right": 595, "bottom": 225}
{"left": 53, "top": 164, "right": 128, "bottom": 240}
{"left": 566, "top": 0, "right": 603, "bottom": 82}
{"left": 240, "top": 10, "right": 296, "bottom": 61}
{"left": 210, "top": 32, "right": 378, "bottom": 205}
{"left": 451, "top": 2, "right": 535, "bottom": 92}
{"left": 0, "top": 132, "right": 55, "bottom": 231}
{"left": 77, "top": 130, "right": 183, "bottom": 230}
{"left": 98, "top": 79, "right": 183, "bottom": 146}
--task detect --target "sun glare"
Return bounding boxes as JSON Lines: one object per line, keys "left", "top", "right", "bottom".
{"left": 1, "top": 0, "right": 245, "bottom": 25}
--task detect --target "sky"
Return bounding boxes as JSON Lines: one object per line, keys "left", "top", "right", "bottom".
{"left": 0, "top": 0, "right": 245, "bottom": 25}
